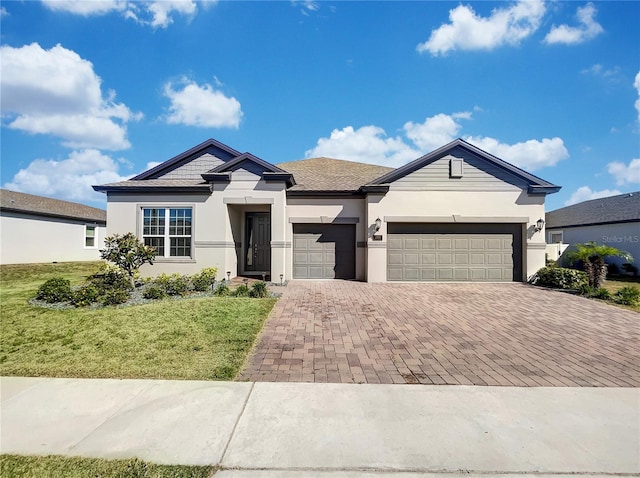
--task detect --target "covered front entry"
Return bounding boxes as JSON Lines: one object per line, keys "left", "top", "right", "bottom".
{"left": 293, "top": 224, "right": 355, "bottom": 279}
{"left": 244, "top": 212, "right": 271, "bottom": 276}
{"left": 387, "top": 223, "right": 522, "bottom": 282}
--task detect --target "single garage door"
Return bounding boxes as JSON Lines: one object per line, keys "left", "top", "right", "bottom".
{"left": 387, "top": 223, "right": 522, "bottom": 282}
{"left": 293, "top": 224, "right": 355, "bottom": 279}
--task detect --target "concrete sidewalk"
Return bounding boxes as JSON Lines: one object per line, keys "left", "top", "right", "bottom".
{"left": 1, "top": 377, "right": 638, "bottom": 476}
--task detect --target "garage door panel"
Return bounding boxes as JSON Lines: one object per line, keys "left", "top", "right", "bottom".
{"left": 387, "top": 223, "right": 522, "bottom": 282}
{"left": 293, "top": 224, "right": 355, "bottom": 279}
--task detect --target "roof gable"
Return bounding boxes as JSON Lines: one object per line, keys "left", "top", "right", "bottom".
{"left": 133, "top": 138, "right": 241, "bottom": 180}
{"left": 365, "top": 138, "right": 560, "bottom": 195}
{"left": 202, "top": 153, "right": 295, "bottom": 187}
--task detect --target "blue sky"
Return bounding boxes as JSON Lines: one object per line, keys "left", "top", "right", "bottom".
{"left": 1, "top": 0, "right": 639, "bottom": 211}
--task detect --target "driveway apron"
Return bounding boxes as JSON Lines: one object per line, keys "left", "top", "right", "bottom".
{"left": 240, "top": 281, "right": 640, "bottom": 386}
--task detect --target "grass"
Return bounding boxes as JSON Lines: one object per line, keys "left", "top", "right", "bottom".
{"left": 602, "top": 276, "right": 640, "bottom": 312}
{"left": 0, "top": 455, "right": 214, "bottom": 478}
{"left": 0, "top": 262, "right": 276, "bottom": 380}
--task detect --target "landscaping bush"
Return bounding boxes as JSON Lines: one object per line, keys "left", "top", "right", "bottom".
{"left": 591, "top": 288, "right": 612, "bottom": 300}
{"left": 100, "top": 232, "right": 156, "bottom": 287}
{"left": 191, "top": 267, "right": 218, "bottom": 292}
{"left": 36, "top": 277, "right": 73, "bottom": 303}
{"left": 232, "top": 284, "right": 250, "bottom": 297}
{"left": 613, "top": 286, "right": 640, "bottom": 306}
{"left": 71, "top": 284, "right": 101, "bottom": 307}
{"left": 89, "top": 264, "right": 132, "bottom": 292}
{"left": 143, "top": 285, "right": 166, "bottom": 300}
{"left": 249, "top": 281, "right": 269, "bottom": 298}
{"left": 154, "top": 273, "right": 190, "bottom": 296}
{"left": 531, "top": 266, "right": 587, "bottom": 290}
{"left": 213, "top": 284, "right": 230, "bottom": 296}
{"left": 101, "top": 288, "right": 130, "bottom": 306}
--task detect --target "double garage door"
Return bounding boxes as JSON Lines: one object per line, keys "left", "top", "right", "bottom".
{"left": 387, "top": 223, "right": 522, "bottom": 282}
{"left": 293, "top": 224, "right": 356, "bottom": 279}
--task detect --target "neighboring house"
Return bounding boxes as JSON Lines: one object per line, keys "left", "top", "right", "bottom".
{"left": 546, "top": 191, "right": 640, "bottom": 267}
{"left": 93, "top": 138, "right": 560, "bottom": 282}
{"left": 0, "top": 189, "right": 106, "bottom": 265}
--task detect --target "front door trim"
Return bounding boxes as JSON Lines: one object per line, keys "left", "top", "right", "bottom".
{"left": 244, "top": 212, "right": 271, "bottom": 275}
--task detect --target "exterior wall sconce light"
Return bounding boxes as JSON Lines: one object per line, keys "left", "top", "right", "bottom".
{"left": 374, "top": 217, "right": 382, "bottom": 232}
{"left": 226, "top": 271, "right": 231, "bottom": 282}
{"left": 535, "top": 218, "right": 545, "bottom": 232}
{"left": 280, "top": 273, "right": 284, "bottom": 286}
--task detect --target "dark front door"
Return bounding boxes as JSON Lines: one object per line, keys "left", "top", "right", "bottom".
{"left": 245, "top": 213, "right": 271, "bottom": 273}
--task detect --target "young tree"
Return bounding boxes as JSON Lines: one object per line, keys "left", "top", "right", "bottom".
{"left": 100, "top": 233, "right": 157, "bottom": 287}
{"left": 567, "top": 242, "right": 633, "bottom": 289}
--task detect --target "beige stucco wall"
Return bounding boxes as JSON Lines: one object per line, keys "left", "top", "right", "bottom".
{"left": 365, "top": 190, "right": 547, "bottom": 282}
{"left": 285, "top": 197, "right": 367, "bottom": 281}
{"left": 0, "top": 212, "right": 105, "bottom": 265}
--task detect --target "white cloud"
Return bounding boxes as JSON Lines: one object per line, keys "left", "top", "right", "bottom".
{"left": 464, "top": 136, "right": 569, "bottom": 171}
{"left": 305, "top": 125, "right": 419, "bottom": 167}
{"left": 607, "top": 159, "right": 640, "bottom": 186}
{"left": 0, "top": 43, "right": 140, "bottom": 150}
{"left": 163, "top": 79, "right": 243, "bottom": 128}
{"left": 403, "top": 112, "right": 470, "bottom": 152}
{"left": 544, "top": 3, "right": 603, "bottom": 45}
{"left": 1, "top": 6, "right": 9, "bottom": 16}
{"left": 3, "top": 149, "right": 132, "bottom": 203}
{"left": 41, "top": 0, "right": 126, "bottom": 15}
{"left": 581, "top": 64, "right": 621, "bottom": 82}
{"left": 40, "top": 0, "right": 216, "bottom": 28}
{"left": 307, "top": 112, "right": 569, "bottom": 171}
{"left": 564, "top": 186, "right": 622, "bottom": 206}
{"left": 634, "top": 71, "right": 640, "bottom": 122}
{"left": 417, "top": 0, "right": 545, "bottom": 55}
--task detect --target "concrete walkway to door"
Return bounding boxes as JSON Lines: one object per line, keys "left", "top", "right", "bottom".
{"left": 240, "top": 281, "right": 640, "bottom": 387}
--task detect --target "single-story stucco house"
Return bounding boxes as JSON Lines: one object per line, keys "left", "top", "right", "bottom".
{"left": 0, "top": 189, "right": 107, "bottom": 265}
{"left": 546, "top": 191, "right": 640, "bottom": 269}
{"left": 93, "top": 138, "right": 560, "bottom": 282}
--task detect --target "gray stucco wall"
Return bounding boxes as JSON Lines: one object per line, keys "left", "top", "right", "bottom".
{"left": 548, "top": 222, "right": 640, "bottom": 269}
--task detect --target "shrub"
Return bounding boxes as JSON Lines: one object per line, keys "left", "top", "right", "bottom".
{"left": 100, "top": 232, "right": 157, "bottom": 287}
{"left": 71, "top": 284, "right": 100, "bottom": 306}
{"left": 89, "top": 264, "right": 132, "bottom": 292}
{"left": 249, "top": 281, "right": 269, "bottom": 298}
{"left": 531, "top": 266, "right": 587, "bottom": 290}
{"left": 213, "top": 284, "right": 230, "bottom": 296}
{"left": 191, "top": 267, "right": 218, "bottom": 292}
{"left": 154, "top": 273, "right": 190, "bottom": 296}
{"left": 143, "top": 285, "right": 166, "bottom": 300}
{"left": 101, "top": 288, "right": 130, "bottom": 306}
{"left": 591, "top": 288, "right": 612, "bottom": 300}
{"left": 36, "top": 278, "right": 73, "bottom": 303}
{"left": 232, "top": 284, "right": 250, "bottom": 297}
{"left": 614, "top": 286, "right": 640, "bottom": 306}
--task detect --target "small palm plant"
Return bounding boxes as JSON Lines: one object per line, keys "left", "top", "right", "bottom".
{"left": 567, "top": 242, "right": 633, "bottom": 289}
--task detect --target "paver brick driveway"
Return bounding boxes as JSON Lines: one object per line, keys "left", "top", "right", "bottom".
{"left": 241, "top": 281, "right": 639, "bottom": 386}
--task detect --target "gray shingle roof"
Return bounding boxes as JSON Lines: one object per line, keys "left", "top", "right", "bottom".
{"left": 546, "top": 191, "right": 640, "bottom": 228}
{"left": 276, "top": 157, "right": 394, "bottom": 192}
{"left": 0, "top": 189, "right": 106, "bottom": 223}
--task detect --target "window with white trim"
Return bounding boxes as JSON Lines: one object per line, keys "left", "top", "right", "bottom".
{"left": 549, "top": 231, "right": 563, "bottom": 244}
{"left": 85, "top": 225, "right": 97, "bottom": 248}
{"left": 142, "top": 207, "right": 192, "bottom": 257}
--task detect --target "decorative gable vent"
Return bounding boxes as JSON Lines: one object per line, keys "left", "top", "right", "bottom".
{"left": 449, "top": 157, "right": 464, "bottom": 178}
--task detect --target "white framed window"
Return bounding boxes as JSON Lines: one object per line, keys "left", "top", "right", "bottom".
{"left": 142, "top": 207, "right": 192, "bottom": 257}
{"left": 549, "top": 231, "right": 563, "bottom": 244}
{"left": 85, "top": 225, "right": 97, "bottom": 248}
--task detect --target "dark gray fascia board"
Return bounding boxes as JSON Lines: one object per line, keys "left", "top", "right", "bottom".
{"left": 207, "top": 152, "right": 290, "bottom": 175}
{"left": 286, "top": 190, "right": 365, "bottom": 198}
{"left": 262, "top": 172, "right": 296, "bottom": 187}
{"left": 528, "top": 185, "right": 562, "bottom": 195}
{"left": 547, "top": 218, "right": 639, "bottom": 229}
{"left": 359, "top": 184, "right": 390, "bottom": 194}
{"left": 201, "top": 172, "right": 231, "bottom": 182}
{"left": 366, "top": 138, "right": 560, "bottom": 193}
{"left": 133, "top": 138, "right": 242, "bottom": 180}
{"left": 1, "top": 207, "right": 106, "bottom": 225}
{"left": 92, "top": 185, "right": 212, "bottom": 193}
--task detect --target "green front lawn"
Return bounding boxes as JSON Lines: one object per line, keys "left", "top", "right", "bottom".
{"left": 0, "top": 262, "right": 276, "bottom": 380}
{"left": 0, "top": 455, "right": 214, "bottom": 478}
